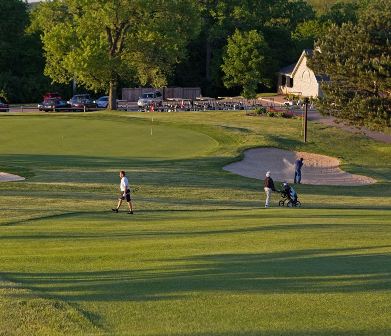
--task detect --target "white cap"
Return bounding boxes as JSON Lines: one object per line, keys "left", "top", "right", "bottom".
{"left": 266, "top": 171, "right": 271, "bottom": 177}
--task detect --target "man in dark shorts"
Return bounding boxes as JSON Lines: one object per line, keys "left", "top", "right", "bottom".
{"left": 112, "top": 170, "right": 134, "bottom": 214}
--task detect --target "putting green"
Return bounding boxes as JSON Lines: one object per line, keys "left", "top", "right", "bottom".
{"left": 0, "top": 116, "right": 217, "bottom": 158}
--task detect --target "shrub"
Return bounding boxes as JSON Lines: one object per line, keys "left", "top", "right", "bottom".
{"left": 255, "top": 107, "right": 267, "bottom": 115}
{"left": 281, "top": 111, "right": 295, "bottom": 118}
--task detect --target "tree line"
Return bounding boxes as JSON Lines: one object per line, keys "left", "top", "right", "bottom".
{"left": 0, "top": 0, "right": 389, "bottom": 127}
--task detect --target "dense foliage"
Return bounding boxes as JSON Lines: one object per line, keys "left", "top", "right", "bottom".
{"left": 0, "top": 0, "right": 50, "bottom": 103}
{"left": 29, "top": 0, "right": 200, "bottom": 109}
{"left": 221, "top": 30, "right": 273, "bottom": 98}
{"left": 175, "top": 0, "right": 315, "bottom": 97}
{"left": 1, "top": 0, "right": 390, "bottom": 129}
{"left": 0, "top": 0, "right": 351, "bottom": 103}
{"left": 310, "top": 0, "right": 391, "bottom": 128}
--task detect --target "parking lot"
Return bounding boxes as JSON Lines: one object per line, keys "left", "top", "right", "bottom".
{"left": 5, "top": 99, "right": 265, "bottom": 113}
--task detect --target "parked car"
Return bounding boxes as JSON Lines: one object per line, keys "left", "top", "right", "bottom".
{"left": 0, "top": 99, "right": 9, "bottom": 112}
{"left": 39, "top": 98, "right": 71, "bottom": 112}
{"left": 137, "top": 91, "right": 163, "bottom": 107}
{"left": 68, "top": 94, "right": 97, "bottom": 110}
{"left": 43, "top": 92, "right": 62, "bottom": 100}
{"left": 95, "top": 96, "right": 109, "bottom": 108}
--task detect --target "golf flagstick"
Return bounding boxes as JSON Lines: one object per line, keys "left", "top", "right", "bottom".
{"left": 150, "top": 103, "right": 154, "bottom": 136}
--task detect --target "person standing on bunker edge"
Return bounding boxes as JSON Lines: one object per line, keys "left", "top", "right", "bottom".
{"left": 264, "top": 171, "right": 276, "bottom": 208}
{"left": 294, "top": 158, "right": 304, "bottom": 184}
{"left": 112, "top": 171, "right": 134, "bottom": 214}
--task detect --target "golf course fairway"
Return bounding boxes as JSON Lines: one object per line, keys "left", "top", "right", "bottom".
{"left": 0, "top": 111, "right": 390, "bottom": 336}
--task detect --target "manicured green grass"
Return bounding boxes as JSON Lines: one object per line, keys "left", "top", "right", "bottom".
{"left": 0, "top": 116, "right": 217, "bottom": 159}
{"left": 0, "top": 111, "right": 390, "bottom": 335}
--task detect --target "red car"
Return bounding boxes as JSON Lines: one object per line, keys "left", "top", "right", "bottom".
{"left": 0, "top": 99, "right": 9, "bottom": 112}
{"left": 43, "top": 92, "right": 62, "bottom": 100}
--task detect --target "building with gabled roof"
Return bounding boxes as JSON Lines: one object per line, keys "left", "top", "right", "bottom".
{"left": 277, "top": 49, "right": 328, "bottom": 98}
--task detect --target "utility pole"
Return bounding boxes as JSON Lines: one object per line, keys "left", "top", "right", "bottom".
{"left": 303, "top": 97, "right": 309, "bottom": 143}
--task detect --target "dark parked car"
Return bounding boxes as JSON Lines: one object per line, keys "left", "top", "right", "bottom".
{"left": 39, "top": 98, "right": 71, "bottom": 112}
{"left": 68, "top": 94, "right": 97, "bottom": 110}
{"left": 0, "top": 99, "right": 9, "bottom": 112}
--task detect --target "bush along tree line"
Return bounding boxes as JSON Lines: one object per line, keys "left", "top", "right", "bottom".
{"left": 1, "top": 0, "right": 390, "bottom": 128}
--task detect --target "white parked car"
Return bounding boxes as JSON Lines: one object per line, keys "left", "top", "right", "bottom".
{"left": 283, "top": 101, "right": 295, "bottom": 107}
{"left": 95, "top": 96, "right": 109, "bottom": 108}
{"left": 137, "top": 91, "right": 163, "bottom": 107}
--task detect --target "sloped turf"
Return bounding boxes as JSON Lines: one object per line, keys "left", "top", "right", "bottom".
{"left": 0, "top": 111, "right": 390, "bottom": 335}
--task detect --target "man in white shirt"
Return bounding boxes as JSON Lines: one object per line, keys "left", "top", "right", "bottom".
{"left": 112, "top": 170, "right": 134, "bottom": 214}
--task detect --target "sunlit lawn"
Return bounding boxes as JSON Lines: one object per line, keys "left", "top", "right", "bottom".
{"left": 0, "top": 111, "right": 390, "bottom": 335}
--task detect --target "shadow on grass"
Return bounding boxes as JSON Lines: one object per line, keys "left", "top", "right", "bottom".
{"left": 264, "top": 134, "right": 304, "bottom": 149}
{"left": 1, "top": 219, "right": 390, "bottom": 239}
{"left": 4, "top": 247, "right": 391, "bottom": 302}
{"left": 1, "top": 154, "right": 390, "bottom": 200}
{"left": 1, "top": 207, "right": 391, "bottom": 227}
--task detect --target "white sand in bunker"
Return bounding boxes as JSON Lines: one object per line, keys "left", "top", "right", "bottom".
{"left": 224, "top": 147, "right": 376, "bottom": 186}
{"left": 0, "top": 172, "right": 25, "bottom": 182}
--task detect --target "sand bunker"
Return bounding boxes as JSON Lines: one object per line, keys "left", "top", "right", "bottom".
{"left": 224, "top": 147, "right": 376, "bottom": 186}
{"left": 0, "top": 172, "right": 25, "bottom": 182}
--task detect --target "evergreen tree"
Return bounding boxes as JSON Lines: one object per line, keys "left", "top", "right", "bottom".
{"left": 310, "top": 0, "right": 391, "bottom": 128}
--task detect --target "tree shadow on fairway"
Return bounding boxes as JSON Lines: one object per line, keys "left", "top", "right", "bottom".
{"left": 4, "top": 246, "right": 391, "bottom": 302}
{"left": 0, "top": 153, "right": 250, "bottom": 189}
{"left": 264, "top": 134, "right": 304, "bottom": 150}
{"left": 1, "top": 219, "right": 390, "bottom": 240}
{"left": 1, "top": 154, "right": 390, "bottom": 202}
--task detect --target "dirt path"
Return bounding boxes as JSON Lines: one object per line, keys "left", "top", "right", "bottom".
{"left": 307, "top": 111, "right": 391, "bottom": 144}
{"left": 224, "top": 147, "right": 376, "bottom": 186}
{"left": 0, "top": 172, "right": 25, "bottom": 182}
{"left": 259, "top": 96, "right": 391, "bottom": 144}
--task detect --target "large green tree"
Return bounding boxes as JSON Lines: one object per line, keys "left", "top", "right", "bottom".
{"left": 310, "top": 0, "right": 391, "bottom": 128}
{"left": 30, "top": 0, "right": 201, "bottom": 109}
{"left": 221, "top": 29, "right": 273, "bottom": 98}
{"left": 292, "top": 19, "right": 325, "bottom": 53}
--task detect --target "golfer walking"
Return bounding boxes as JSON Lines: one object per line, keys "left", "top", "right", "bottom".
{"left": 112, "top": 170, "right": 134, "bottom": 214}
{"left": 294, "top": 158, "right": 304, "bottom": 184}
{"left": 264, "top": 171, "right": 276, "bottom": 208}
